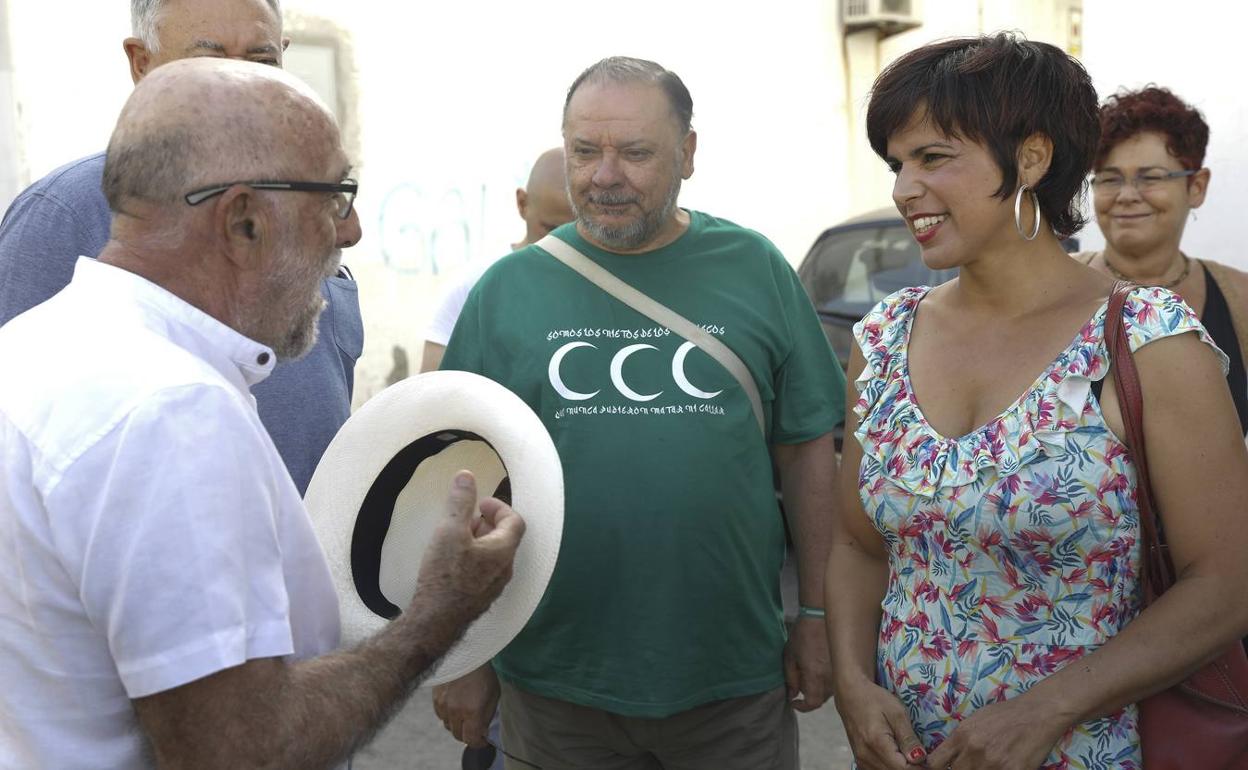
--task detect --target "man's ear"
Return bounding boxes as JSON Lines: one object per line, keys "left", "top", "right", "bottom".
{"left": 282, "top": 37, "right": 292, "bottom": 51}
{"left": 680, "top": 130, "right": 697, "bottom": 179}
{"left": 1017, "top": 132, "right": 1054, "bottom": 188}
{"left": 216, "top": 186, "right": 266, "bottom": 271}
{"left": 123, "top": 38, "right": 152, "bottom": 84}
{"left": 515, "top": 187, "right": 528, "bottom": 220}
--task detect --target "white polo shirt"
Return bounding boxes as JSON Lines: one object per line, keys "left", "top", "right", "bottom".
{"left": 0, "top": 258, "right": 340, "bottom": 768}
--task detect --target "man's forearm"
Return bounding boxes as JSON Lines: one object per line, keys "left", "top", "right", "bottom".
{"left": 136, "top": 587, "right": 478, "bottom": 770}
{"left": 136, "top": 477, "right": 523, "bottom": 770}
{"left": 277, "top": 590, "right": 475, "bottom": 767}
{"left": 776, "top": 432, "right": 838, "bottom": 608}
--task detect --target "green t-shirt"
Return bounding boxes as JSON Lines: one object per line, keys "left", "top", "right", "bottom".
{"left": 442, "top": 210, "right": 846, "bottom": 717}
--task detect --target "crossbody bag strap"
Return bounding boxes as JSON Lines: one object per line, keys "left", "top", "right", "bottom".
{"left": 1105, "top": 280, "right": 1176, "bottom": 603}
{"left": 537, "top": 233, "right": 765, "bottom": 436}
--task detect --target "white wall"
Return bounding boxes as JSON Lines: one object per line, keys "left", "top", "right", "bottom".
{"left": 1, "top": 0, "right": 852, "bottom": 404}
{"left": 4, "top": 2, "right": 131, "bottom": 183}
{"left": 5, "top": 0, "right": 1240, "bottom": 403}
{"left": 277, "top": 0, "right": 855, "bottom": 403}
{"left": 2, "top": 0, "right": 850, "bottom": 264}
{"left": 1079, "top": 0, "right": 1248, "bottom": 270}
{"left": 0, "top": 0, "right": 23, "bottom": 205}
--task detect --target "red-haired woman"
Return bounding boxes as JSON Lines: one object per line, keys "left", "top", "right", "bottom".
{"left": 1078, "top": 86, "right": 1248, "bottom": 437}
{"left": 827, "top": 36, "right": 1248, "bottom": 770}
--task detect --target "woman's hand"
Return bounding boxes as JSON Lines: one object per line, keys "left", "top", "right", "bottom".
{"left": 924, "top": 695, "right": 1069, "bottom": 770}
{"left": 835, "top": 678, "right": 928, "bottom": 770}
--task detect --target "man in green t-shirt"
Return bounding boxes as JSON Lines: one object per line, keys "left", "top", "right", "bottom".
{"left": 435, "top": 56, "right": 846, "bottom": 769}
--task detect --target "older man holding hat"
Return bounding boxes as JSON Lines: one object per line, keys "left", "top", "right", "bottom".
{"left": 0, "top": 58, "right": 524, "bottom": 769}
{"left": 0, "top": 0, "right": 362, "bottom": 498}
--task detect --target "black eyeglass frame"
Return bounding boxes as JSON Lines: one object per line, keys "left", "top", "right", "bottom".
{"left": 184, "top": 179, "right": 359, "bottom": 219}
{"left": 1089, "top": 168, "right": 1199, "bottom": 194}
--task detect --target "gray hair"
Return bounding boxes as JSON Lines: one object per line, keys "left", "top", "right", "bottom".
{"left": 103, "top": 127, "right": 198, "bottom": 213}
{"left": 563, "top": 56, "right": 694, "bottom": 135}
{"left": 131, "top": 0, "right": 283, "bottom": 52}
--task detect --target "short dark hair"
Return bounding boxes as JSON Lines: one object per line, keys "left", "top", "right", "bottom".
{"left": 866, "top": 33, "right": 1099, "bottom": 238}
{"left": 563, "top": 56, "right": 694, "bottom": 135}
{"left": 1096, "top": 86, "right": 1208, "bottom": 171}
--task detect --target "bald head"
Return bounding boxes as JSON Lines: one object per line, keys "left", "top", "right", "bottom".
{"left": 516, "top": 147, "right": 574, "bottom": 247}
{"left": 98, "top": 57, "right": 359, "bottom": 362}
{"left": 526, "top": 148, "right": 565, "bottom": 195}
{"left": 103, "top": 57, "right": 340, "bottom": 218}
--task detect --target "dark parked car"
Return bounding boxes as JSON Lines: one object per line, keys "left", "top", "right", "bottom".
{"left": 796, "top": 206, "right": 1077, "bottom": 374}
{"left": 796, "top": 207, "right": 955, "bottom": 375}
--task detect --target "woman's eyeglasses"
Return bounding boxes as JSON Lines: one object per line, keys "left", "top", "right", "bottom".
{"left": 1090, "top": 168, "right": 1198, "bottom": 196}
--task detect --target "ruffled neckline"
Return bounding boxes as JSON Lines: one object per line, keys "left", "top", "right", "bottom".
{"left": 854, "top": 287, "right": 1111, "bottom": 498}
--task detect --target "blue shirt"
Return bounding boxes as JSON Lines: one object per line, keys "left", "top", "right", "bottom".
{"left": 0, "top": 153, "right": 363, "bottom": 494}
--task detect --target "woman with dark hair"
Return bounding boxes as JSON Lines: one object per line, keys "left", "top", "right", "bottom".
{"left": 826, "top": 34, "right": 1248, "bottom": 769}
{"left": 1078, "top": 86, "right": 1248, "bottom": 438}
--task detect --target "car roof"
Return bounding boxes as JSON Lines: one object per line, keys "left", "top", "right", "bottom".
{"left": 837, "top": 206, "right": 902, "bottom": 227}
{"left": 804, "top": 207, "right": 904, "bottom": 256}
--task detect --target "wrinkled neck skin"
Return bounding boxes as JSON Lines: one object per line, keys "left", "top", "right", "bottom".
{"left": 98, "top": 213, "right": 250, "bottom": 336}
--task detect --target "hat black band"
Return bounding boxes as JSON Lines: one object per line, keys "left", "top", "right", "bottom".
{"left": 351, "top": 430, "right": 510, "bottom": 619}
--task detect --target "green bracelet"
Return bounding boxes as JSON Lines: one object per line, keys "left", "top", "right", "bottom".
{"left": 797, "top": 605, "right": 826, "bottom": 619}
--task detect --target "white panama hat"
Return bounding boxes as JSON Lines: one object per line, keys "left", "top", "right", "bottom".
{"left": 304, "top": 370, "right": 563, "bottom": 686}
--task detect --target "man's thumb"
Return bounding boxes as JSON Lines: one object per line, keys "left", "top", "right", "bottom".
{"left": 446, "top": 471, "right": 477, "bottom": 523}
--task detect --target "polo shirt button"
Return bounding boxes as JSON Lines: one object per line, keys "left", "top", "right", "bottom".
{"left": 257, "top": 352, "right": 271, "bottom": 366}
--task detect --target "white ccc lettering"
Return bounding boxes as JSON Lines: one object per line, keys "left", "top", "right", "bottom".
{"left": 548, "top": 341, "right": 724, "bottom": 403}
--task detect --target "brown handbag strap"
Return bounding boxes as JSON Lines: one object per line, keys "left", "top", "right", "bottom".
{"left": 1105, "top": 280, "right": 1177, "bottom": 603}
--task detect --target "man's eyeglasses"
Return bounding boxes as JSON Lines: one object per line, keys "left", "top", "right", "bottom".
{"left": 1090, "top": 168, "right": 1197, "bottom": 196}
{"left": 184, "top": 179, "right": 359, "bottom": 219}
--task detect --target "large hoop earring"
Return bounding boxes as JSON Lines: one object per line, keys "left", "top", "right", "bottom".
{"left": 1014, "top": 184, "right": 1041, "bottom": 241}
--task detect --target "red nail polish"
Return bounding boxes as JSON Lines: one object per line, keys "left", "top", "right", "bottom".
{"left": 908, "top": 747, "right": 926, "bottom": 762}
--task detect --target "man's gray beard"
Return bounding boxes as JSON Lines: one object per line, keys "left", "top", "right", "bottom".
{"left": 574, "top": 177, "right": 682, "bottom": 252}
{"left": 239, "top": 292, "right": 323, "bottom": 363}
{"left": 248, "top": 241, "right": 332, "bottom": 362}
{"left": 273, "top": 296, "right": 324, "bottom": 362}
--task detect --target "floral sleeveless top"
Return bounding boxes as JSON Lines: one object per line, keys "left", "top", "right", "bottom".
{"left": 852, "top": 286, "right": 1228, "bottom": 769}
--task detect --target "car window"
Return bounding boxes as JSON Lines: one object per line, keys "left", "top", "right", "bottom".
{"left": 798, "top": 222, "right": 955, "bottom": 319}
